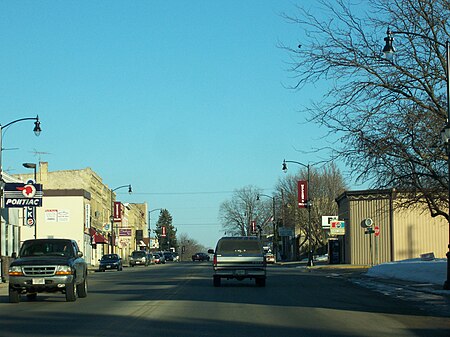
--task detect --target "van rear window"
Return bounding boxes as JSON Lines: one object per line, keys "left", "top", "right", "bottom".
{"left": 217, "top": 240, "right": 261, "bottom": 254}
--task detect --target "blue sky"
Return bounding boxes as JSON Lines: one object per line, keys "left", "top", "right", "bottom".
{"left": 0, "top": 1, "right": 345, "bottom": 249}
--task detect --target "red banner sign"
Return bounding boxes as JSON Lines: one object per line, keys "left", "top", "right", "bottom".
{"left": 161, "top": 226, "right": 167, "bottom": 237}
{"left": 298, "top": 180, "right": 308, "bottom": 208}
{"left": 251, "top": 220, "right": 256, "bottom": 233}
{"left": 113, "top": 202, "right": 122, "bottom": 222}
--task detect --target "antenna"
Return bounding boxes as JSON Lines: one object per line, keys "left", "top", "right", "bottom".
{"left": 29, "top": 148, "right": 52, "bottom": 162}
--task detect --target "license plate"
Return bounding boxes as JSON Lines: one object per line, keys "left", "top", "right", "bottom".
{"left": 106, "top": 265, "right": 111, "bottom": 268}
{"left": 32, "top": 278, "right": 45, "bottom": 285}
{"left": 236, "top": 270, "right": 245, "bottom": 276}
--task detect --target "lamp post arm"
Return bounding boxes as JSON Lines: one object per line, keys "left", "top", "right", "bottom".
{"left": 2, "top": 116, "right": 39, "bottom": 130}
{"left": 389, "top": 29, "right": 447, "bottom": 48}
{"left": 284, "top": 160, "right": 309, "bottom": 170}
{"left": 112, "top": 184, "right": 132, "bottom": 192}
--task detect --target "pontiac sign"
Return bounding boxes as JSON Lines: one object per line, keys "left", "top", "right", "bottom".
{"left": 3, "top": 183, "right": 43, "bottom": 208}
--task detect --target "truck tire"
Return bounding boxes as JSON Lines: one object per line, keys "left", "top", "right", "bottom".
{"left": 77, "top": 276, "right": 88, "bottom": 298}
{"left": 65, "top": 281, "right": 77, "bottom": 302}
{"left": 256, "top": 277, "right": 266, "bottom": 287}
{"left": 9, "top": 286, "right": 20, "bottom": 303}
{"left": 213, "top": 276, "right": 221, "bottom": 287}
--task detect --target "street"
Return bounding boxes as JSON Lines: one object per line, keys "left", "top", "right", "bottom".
{"left": 0, "top": 262, "right": 449, "bottom": 337}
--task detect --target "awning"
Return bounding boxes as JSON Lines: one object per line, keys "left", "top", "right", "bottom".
{"left": 89, "top": 228, "right": 108, "bottom": 244}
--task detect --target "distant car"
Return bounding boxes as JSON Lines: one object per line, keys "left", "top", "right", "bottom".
{"left": 172, "top": 252, "right": 180, "bottom": 262}
{"left": 163, "top": 252, "right": 174, "bottom": 261}
{"left": 129, "top": 250, "right": 148, "bottom": 267}
{"left": 153, "top": 253, "right": 166, "bottom": 264}
{"left": 99, "top": 254, "right": 123, "bottom": 271}
{"left": 192, "top": 252, "right": 210, "bottom": 261}
{"left": 265, "top": 253, "right": 275, "bottom": 264}
{"left": 147, "top": 253, "right": 156, "bottom": 265}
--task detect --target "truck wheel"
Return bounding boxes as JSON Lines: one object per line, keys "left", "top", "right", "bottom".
{"left": 77, "top": 276, "right": 88, "bottom": 298}
{"left": 256, "top": 278, "right": 266, "bottom": 287}
{"left": 213, "top": 276, "right": 221, "bottom": 287}
{"left": 9, "top": 286, "right": 20, "bottom": 303}
{"left": 65, "top": 281, "right": 77, "bottom": 302}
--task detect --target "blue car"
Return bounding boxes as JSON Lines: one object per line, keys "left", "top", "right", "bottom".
{"left": 99, "top": 254, "right": 123, "bottom": 271}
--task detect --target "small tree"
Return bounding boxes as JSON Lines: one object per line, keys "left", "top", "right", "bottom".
{"left": 219, "top": 185, "right": 273, "bottom": 237}
{"left": 154, "top": 209, "right": 177, "bottom": 251}
{"left": 178, "top": 233, "right": 207, "bottom": 262}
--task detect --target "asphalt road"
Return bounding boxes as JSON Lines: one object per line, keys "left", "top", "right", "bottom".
{"left": 0, "top": 262, "right": 449, "bottom": 337}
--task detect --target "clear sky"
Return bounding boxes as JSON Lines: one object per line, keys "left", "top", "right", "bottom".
{"left": 0, "top": 1, "right": 345, "bottom": 249}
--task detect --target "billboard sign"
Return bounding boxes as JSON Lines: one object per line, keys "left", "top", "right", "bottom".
{"left": 322, "top": 216, "right": 338, "bottom": 229}
{"left": 330, "top": 220, "right": 346, "bottom": 235}
{"left": 3, "top": 183, "right": 43, "bottom": 208}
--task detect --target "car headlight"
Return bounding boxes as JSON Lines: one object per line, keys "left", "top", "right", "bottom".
{"left": 9, "top": 265, "right": 23, "bottom": 276}
{"left": 55, "top": 265, "right": 73, "bottom": 275}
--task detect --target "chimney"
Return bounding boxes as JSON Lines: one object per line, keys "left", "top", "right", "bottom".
{"left": 39, "top": 162, "right": 48, "bottom": 184}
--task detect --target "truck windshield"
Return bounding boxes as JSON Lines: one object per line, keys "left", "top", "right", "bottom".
{"left": 217, "top": 240, "right": 261, "bottom": 254}
{"left": 19, "top": 240, "right": 74, "bottom": 257}
{"left": 132, "top": 251, "right": 146, "bottom": 258}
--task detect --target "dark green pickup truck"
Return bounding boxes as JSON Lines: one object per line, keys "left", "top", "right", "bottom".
{"left": 8, "top": 238, "right": 88, "bottom": 303}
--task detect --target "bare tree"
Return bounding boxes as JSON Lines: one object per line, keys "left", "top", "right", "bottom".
{"left": 219, "top": 185, "right": 273, "bottom": 237}
{"left": 178, "top": 233, "right": 206, "bottom": 261}
{"left": 281, "top": 0, "right": 450, "bottom": 220}
{"left": 276, "top": 162, "right": 347, "bottom": 256}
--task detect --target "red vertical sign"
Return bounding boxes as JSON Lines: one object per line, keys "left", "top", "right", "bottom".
{"left": 251, "top": 220, "right": 256, "bottom": 233}
{"left": 114, "top": 202, "right": 122, "bottom": 222}
{"left": 162, "top": 226, "right": 167, "bottom": 237}
{"left": 298, "top": 180, "right": 308, "bottom": 208}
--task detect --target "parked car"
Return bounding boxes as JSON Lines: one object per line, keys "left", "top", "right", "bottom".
{"left": 129, "top": 250, "right": 148, "bottom": 267}
{"left": 265, "top": 253, "right": 275, "bottom": 264}
{"left": 192, "top": 252, "right": 210, "bottom": 261}
{"left": 172, "top": 252, "right": 180, "bottom": 262}
{"left": 8, "top": 238, "right": 88, "bottom": 302}
{"left": 99, "top": 254, "right": 123, "bottom": 271}
{"left": 147, "top": 253, "right": 156, "bottom": 265}
{"left": 163, "top": 252, "right": 174, "bottom": 261}
{"left": 153, "top": 253, "right": 166, "bottom": 264}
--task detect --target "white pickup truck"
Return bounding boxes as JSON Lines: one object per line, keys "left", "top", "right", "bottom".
{"left": 208, "top": 236, "right": 266, "bottom": 287}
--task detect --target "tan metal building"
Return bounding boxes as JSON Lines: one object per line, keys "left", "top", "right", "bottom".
{"left": 336, "top": 189, "right": 448, "bottom": 265}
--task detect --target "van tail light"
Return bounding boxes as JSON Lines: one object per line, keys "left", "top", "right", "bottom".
{"left": 213, "top": 255, "right": 217, "bottom": 266}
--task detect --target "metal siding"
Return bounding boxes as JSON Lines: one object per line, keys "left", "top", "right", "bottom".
{"left": 393, "top": 205, "right": 448, "bottom": 260}
{"left": 348, "top": 197, "right": 391, "bottom": 265}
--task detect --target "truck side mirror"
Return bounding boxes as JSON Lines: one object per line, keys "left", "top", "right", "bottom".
{"left": 207, "top": 249, "right": 214, "bottom": 254}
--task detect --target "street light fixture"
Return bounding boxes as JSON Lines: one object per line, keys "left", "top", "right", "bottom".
{"left": 0, "top": 115, "right": 41, "bottom": 182}
{"left": 256, "top": 193, "right": 277, "bottom": 260}
{"left": 282, "top": 159, "right": 314, "bottom": 267}
{"left": 383, "top": 28, "right": 450, "bottom": 290}
{"left": 0, "top": 116, "right": 41, "bottom": 259}
{"left": 110, "top": 184, "right": 132, "bottom": 254}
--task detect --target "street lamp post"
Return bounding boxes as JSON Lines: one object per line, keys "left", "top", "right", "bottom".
{"left": 383, "top": 28, "right": 450, "bottom": 290}
{"left": 148, "top": 208, "right": 162, "bottom": 249}
{"left": 22, "top": 162, "right": 37, "bottom": 239}
{"left": 282, "top": 159, "right": 314, "bottom": 267}
{"left": 256, "top": 193, "right": 277, "bottom": 261}
{"left": 0, "top": 116, "right": 41, "bottom": 259}
{"left": 110, "top": 184, "right": 132, "bottom": 254}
